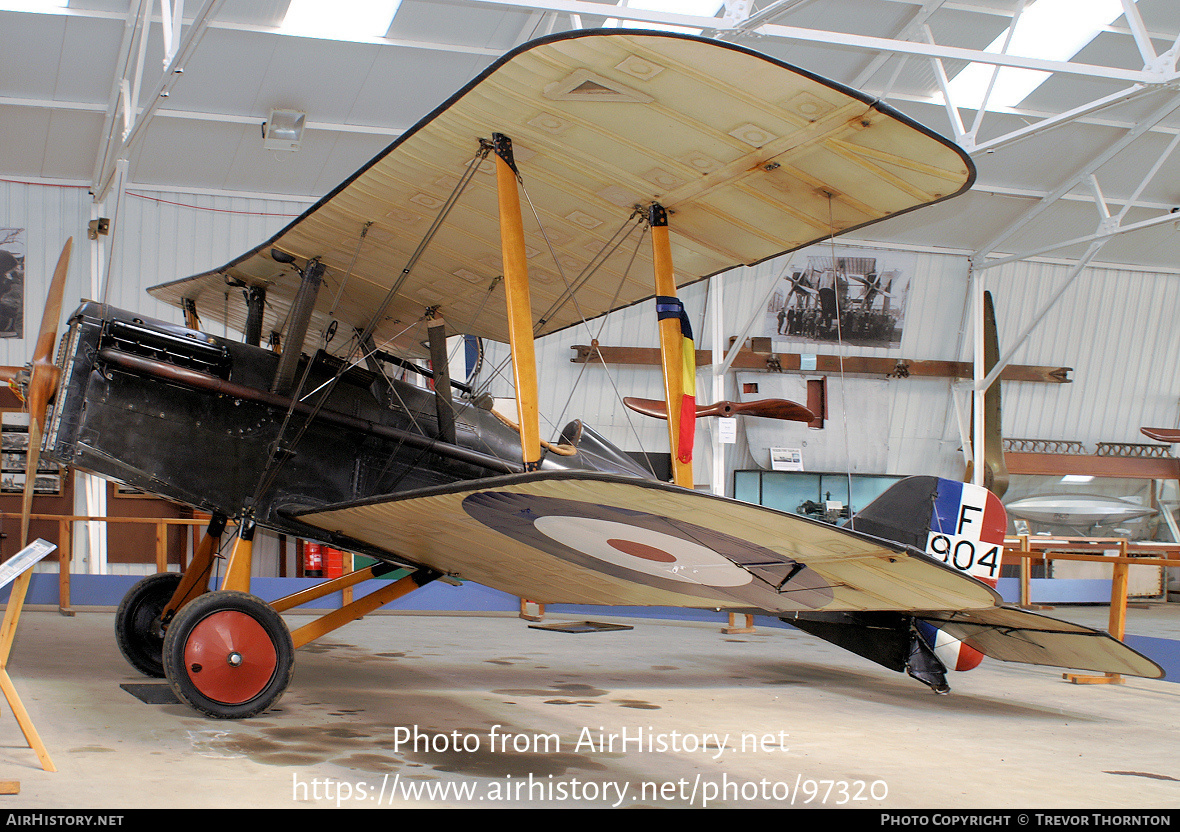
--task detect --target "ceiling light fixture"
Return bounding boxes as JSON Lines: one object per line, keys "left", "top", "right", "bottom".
{"left": 262, "top": 109, "right": 306, "bottom": 151}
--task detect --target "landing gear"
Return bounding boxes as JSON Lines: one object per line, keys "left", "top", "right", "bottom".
{"left": 161, "top": 590, "right": 294, "bottom": 719}
{"left": 114, "top": 572, "right": 184, "bottom": 678}
{"left": 115, "top": 514, "right": 226, "bottom": 678}
{"left": 112, "top": 512, "right": 435, "bottom": 718}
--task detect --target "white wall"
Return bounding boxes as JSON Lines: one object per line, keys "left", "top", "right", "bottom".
{"left": 490, "top": 243, "right": 1180, "bottom": 491}
{"left": 5, "top": 177, "right": 1179, "bottom": 509}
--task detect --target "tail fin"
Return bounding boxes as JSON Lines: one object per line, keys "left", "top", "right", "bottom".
{"left": 848, "top": 476, "right": 1006, "bottom": 587}
{"left": 788, "top": 476, "right": 1166, "bottom": 690}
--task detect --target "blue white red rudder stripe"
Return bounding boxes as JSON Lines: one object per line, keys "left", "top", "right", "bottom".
{"left": 848, "top": 476, "right": 1009, "bottom": 674}
{"left": 925, "top": 479, "right": 1007, "bottom": 588}
{"left": 920, "top": 479, "right": 1008, "bottom": 672}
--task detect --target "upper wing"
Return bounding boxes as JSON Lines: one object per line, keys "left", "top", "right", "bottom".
{"left": 148, "top": 29, "right": 973, "bottom": 355}
{"left": 294, "top": 471, "right": 999, "bottom": 614}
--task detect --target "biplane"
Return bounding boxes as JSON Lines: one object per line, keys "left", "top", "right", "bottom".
{"left": 7, "top": 30, "right": 1161, "bottom": 719}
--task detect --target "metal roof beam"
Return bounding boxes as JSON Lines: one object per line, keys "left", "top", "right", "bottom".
{"left": 94, "top": 0, "right": 225, "bottom": 202}
{"left": 91, "top": 0, "right": 151, "bottom": 200}
{"left": 971, "top": 91, "right": 1180, "bottom": 261}
{"left": 972, "top": 121, "right": 1180, "bottom": 392}
{"left": 968, "top": 83, "right": 1156, "bottom": 154}
{"left": 849, "top": 0, "right": 950, "bottom": 89}
{"left": 454, "top": 0, "right": 1179, "bottom": 85}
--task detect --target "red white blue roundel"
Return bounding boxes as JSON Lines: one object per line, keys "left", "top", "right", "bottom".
{"left": 461, "top": 492, "right": 833, "bottom": 609}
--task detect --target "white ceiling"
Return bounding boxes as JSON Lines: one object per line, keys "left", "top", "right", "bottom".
{"left": 2, "top": 0, "right": 1179, "bottom": 271}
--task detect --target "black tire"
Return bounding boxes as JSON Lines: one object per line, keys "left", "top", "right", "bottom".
{"left": 115, "top": 572, "right": 184, "bottom": 678}
{"left": 162, "top": 590, "right": 294, "bottom": 719}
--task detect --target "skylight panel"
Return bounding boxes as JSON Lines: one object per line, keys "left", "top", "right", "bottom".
{"left": 281, "top": 0, "right": 401, "bottom": 42}
{"left": 0, "top": 1, "right": 68, "bottom": 11}
{"left": 945, "top": 0, "right": 1130, "bottom": 111}
{"left": 603, "top": 0, "right": 724, "bottom": 34}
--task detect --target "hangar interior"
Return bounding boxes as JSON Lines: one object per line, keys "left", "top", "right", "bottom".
{"left": 0, "top": 0, "right": 1178, "bottom": 810}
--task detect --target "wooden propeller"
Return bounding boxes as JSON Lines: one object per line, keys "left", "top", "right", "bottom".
{"left": 623, "top": 396, "right": 814, "bottom": 422}
{"left": 18, "top": 238, "right": 71, "bottom": 547}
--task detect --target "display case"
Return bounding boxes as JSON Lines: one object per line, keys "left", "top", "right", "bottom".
{"left": 733, "top": 469, "right": 905, "bottom": 523}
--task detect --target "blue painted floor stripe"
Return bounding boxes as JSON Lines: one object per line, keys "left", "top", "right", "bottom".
{"left": 1124, "top": 634, "right": 1180, "bottom": 683}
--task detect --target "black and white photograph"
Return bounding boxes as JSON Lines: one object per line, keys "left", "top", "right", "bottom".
{"left": 0, "top": 228, "right": 25, "bottom": 339}
{"left": 765, "top": 245, "right": 915, "bottom": 348}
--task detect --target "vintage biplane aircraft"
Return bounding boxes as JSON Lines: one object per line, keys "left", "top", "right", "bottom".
{"left": 6, "top": 30, "right": 1162, "bottom": 719}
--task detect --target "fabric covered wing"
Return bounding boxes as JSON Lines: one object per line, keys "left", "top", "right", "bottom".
{"left": 919, "top": 607, "right": 1164, "bottom": 679}
{"left": 148, "top": 30, "right": 973, "bottom": 356}
{"left": 295, "top": 472, "right": 999, "bottom": 614}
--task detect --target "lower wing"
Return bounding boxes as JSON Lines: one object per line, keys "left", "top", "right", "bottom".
{"left": 294, "top": 471, "right": 1000, "bottom": 614}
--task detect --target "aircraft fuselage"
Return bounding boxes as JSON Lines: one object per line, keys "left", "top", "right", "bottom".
{"left": 44, "top": 302, "right": 651, "bottom": 564}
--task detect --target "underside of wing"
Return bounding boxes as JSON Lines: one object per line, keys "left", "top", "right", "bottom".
{"left": 294, "top": 471, "right": 999, "bottom": 614}
{"left": 918, "top": 606, "right": 1164, "bottom": 679}
{"left": 148, "top": 29, "right": 973, "bottom": 357}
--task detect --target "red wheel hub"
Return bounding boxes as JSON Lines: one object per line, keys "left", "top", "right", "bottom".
{"left": 182, "top": 610, "right": 277, "bottom": 705}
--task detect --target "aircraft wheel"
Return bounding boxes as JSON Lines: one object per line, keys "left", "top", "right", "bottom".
{"left": 115, "top": 572, "right": 184, "bottom": 678}
{"left": 162, "top": 591, "right": 294, "bottom": 719}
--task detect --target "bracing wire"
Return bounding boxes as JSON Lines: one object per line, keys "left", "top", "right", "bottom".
{"left": 245, "top": 144, "right": 493, "bottom": 510}
{"left": 826, "top": 193, "right": 856, "bottom": 529}
{"left": 516, "top": 179, "right": 660, "bottom": 457}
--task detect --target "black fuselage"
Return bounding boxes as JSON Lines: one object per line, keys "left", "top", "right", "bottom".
{"left": 45, "top": 302, "right": 651, "bottom": 564}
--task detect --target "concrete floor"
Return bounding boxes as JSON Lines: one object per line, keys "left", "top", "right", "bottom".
{"left": 2, "top": 603, "right": 1178, "bottom": 810}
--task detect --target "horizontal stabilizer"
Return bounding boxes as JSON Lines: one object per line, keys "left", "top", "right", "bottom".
{"left": 918, "top": 606, "right": 1164, "bottom": 679}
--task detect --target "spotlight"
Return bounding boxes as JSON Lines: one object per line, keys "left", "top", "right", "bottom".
{"left": 262, "top": 109, "right": 306, "bottom": 151}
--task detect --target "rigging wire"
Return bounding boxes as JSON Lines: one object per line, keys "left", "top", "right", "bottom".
{"left": 516, "top": 178, "right": 659, "bottom": 456}
{"left": 549, "top": 225, "right": 661, "bottom": 475}
{"left": 550, "top": 222, "right": 647, "bottom": 429}
{"left": 243, "top": 144, "right": 493, "bottom": 511}
{"left": 356, "top": 141, "right": 493, "bottom": 350}
{"left": 826, "top": 193, "right": 856, "bottom": 530}
{"left": 326, "top": 220, "right": 373, "bottom": 319}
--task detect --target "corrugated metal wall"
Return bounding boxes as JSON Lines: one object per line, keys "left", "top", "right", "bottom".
{"left": 983, "top": 258, "right": 1180, "bottom": 449}
{"left": 0, "top": 179, "right": 92, "bottom": 368}
{"left": 4, "top": 178, "right": 1179, "bottom": 499}
{"left": 107, "top": 188, "right": 313, "bottom": 332}
{"left": 0, "top": 179, "right": 312, "bottom": 353}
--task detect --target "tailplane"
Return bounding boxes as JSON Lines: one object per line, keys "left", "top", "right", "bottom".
{"left": 785, "top": 476, "right": 1164, "bottom": 691}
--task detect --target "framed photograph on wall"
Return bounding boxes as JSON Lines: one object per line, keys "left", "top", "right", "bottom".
{"left": 0, "top": 229, "right": 24, "bottom": 339}
{"left": 764, "top": 244, "right": 916, "bottom": 348}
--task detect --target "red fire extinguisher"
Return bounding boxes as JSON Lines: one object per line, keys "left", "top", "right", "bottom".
{"left": 304, "top": 542, "right": 324, "bottom": 578}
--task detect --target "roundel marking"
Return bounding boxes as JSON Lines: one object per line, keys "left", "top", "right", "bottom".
{"left": 533, "top": 515, "right": 753, "bottom": 587}
{"left": 607, "top": 539, "right": 675, "bottom": 563}
{"left": 460, "top": 490, "right": 835, "bottom": 609}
